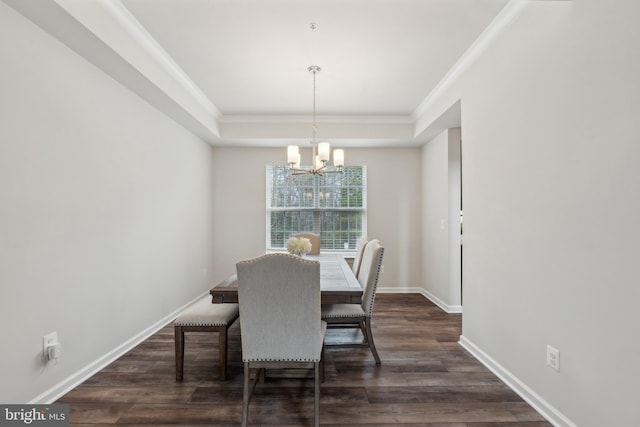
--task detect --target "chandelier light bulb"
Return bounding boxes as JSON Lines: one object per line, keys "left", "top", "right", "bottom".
{"left": 288, "top": 145, "right": 300, "bottom": 164}
{"left": 318, "top": 142, "right": 330, "bottom": 162}
{"left": 333, "top": 149, "right": 345, "bottom": 168}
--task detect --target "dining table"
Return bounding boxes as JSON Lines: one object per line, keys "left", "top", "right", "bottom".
{"left": 210, "top": 253, "right": 363, "bottom": 304}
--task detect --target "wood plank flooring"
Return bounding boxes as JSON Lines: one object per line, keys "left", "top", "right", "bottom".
{"left": 56, "top": 294, "right": 551, "bottom": 426}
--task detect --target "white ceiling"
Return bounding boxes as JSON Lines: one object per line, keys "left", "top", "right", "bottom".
{"left": 4, "top": 0, "right": 532, "bottom": 147}
{"left": 122, "top": 0, "right": 508, "bottom": 117}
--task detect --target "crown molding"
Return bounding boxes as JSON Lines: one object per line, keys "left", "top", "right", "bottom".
{"left": 99, "top": 0, "right": 221, "bottom": 119}
{"left": 6, "top": 0, "right": 567, "bottom": 147}
{"left": 219, "top": 114, "right": 414, "bottom": 125}
{"left": 412, "top": 0, "right": 527, "bottom": 126}
{"left": 3, "top": 0, "right": 221, "bottom": 142}
{"left": 52, "top": 0, "right": 221, "bottom": 123}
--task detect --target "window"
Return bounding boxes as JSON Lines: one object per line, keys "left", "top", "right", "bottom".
{"left": 266, "top": 164, "right": 367, "bottom": 251}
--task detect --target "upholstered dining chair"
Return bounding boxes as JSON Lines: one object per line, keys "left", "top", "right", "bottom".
{"left": 321, "top": 239, "right": 384, "bottom": 364}
{"left": 292, "top": 232, "right": 320, "bottom": 255}
{"left": 236, "top": 253, "right": 326, "bottom": 427}
{"left": 351, "top": 236, "right": 369, "bottom": 278}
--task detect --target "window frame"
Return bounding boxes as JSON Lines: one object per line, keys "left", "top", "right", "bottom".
{"left": 265, "top": 163, "right": 367, "bottom": 252}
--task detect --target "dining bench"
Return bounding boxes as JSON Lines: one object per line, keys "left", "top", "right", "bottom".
{"left": 174, "top": 296, "right": 239, "bottom": 381}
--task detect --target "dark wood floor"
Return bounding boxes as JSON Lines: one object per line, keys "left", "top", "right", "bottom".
{"left": 56, "top": 294, "right": 550, "bottom": 426}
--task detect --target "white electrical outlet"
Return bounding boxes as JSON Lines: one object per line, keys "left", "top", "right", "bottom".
{"left": 546, "top": 345, "right": 560, "bottom": 372}
{"left": 43, "top": 331, "right": 60, "bottom": 361}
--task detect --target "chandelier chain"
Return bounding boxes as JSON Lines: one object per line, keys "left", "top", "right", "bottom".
{"left": 312, "top": 66, "right": 317, "bottom": 144}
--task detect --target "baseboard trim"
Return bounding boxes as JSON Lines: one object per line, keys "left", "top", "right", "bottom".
{"left": 377, "top": 287, "right": 462, "bottom": 314}
{"left": 421, "top": 289, "right": 463, "bottom": 314}
{"left": 30, "top": 292, "right": 209, "bottom": 404}
{"left": 377, "top": 286, "right": 425, "bottom": 295}
{"left": 458, "top": 335, "right": 577, "bottom": 427}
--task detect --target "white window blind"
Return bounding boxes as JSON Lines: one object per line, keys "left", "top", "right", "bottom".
{"left": 266, "top": 164, "right": 367, "bottom": 251}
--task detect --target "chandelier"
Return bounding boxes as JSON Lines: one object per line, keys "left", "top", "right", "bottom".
{"left": 287, "top": 65, "right": 344, "bottom": 175}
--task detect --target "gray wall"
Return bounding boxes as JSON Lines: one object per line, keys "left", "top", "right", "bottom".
{"left": 418, "top": 1, "right": 640, "bottom": 425}
{"left": 0, "top": 3, "right": 216, "bottom": 403}
{"left": 421, "top": 128, "right": 461, "bottom": 312}
{"left": 209, "top": 147, "right": 423, "bottom": 291}
{"left": 3, "top": 1, "right": 639, "bottom": 424}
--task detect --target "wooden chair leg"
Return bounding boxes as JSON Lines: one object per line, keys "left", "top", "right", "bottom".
{"left": 174, "top": 326, "right": 184, "bottom": 381}
{"left": 314, "top": 361, "right": 320, "bottom": 427}
{"left": 218, "top": 327, "right": 228, "bottom": 380}
{"left": 242, "top": 362, "right": 250, "bottom": 427}
{"left": 320, "top": 347, "right": 325, "bottom": 383}
{"left": 362, "top": 319, "right": 381, "bottom": 364}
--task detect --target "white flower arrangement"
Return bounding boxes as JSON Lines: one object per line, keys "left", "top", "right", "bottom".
{"left": 287, "top": 236, "right": 312, "bottom": 256}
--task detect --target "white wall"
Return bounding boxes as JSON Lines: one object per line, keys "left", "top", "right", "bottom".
{"left": 418, "top": 1, "right": 640, "bottom": 425}
{"left": 447, "top": 128, "right": 461, "bottom": 307}
{"left": 210, "top": 147, "right": 422, "bottom": 290}
{"left": 0, "top": 3, "right": 215, "bottom": 403}
{"left": 421, "top": 128, "right": 461, "bottom": 312}
{"left": 421, "top": 131, "right": 449, "bottom": 304}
